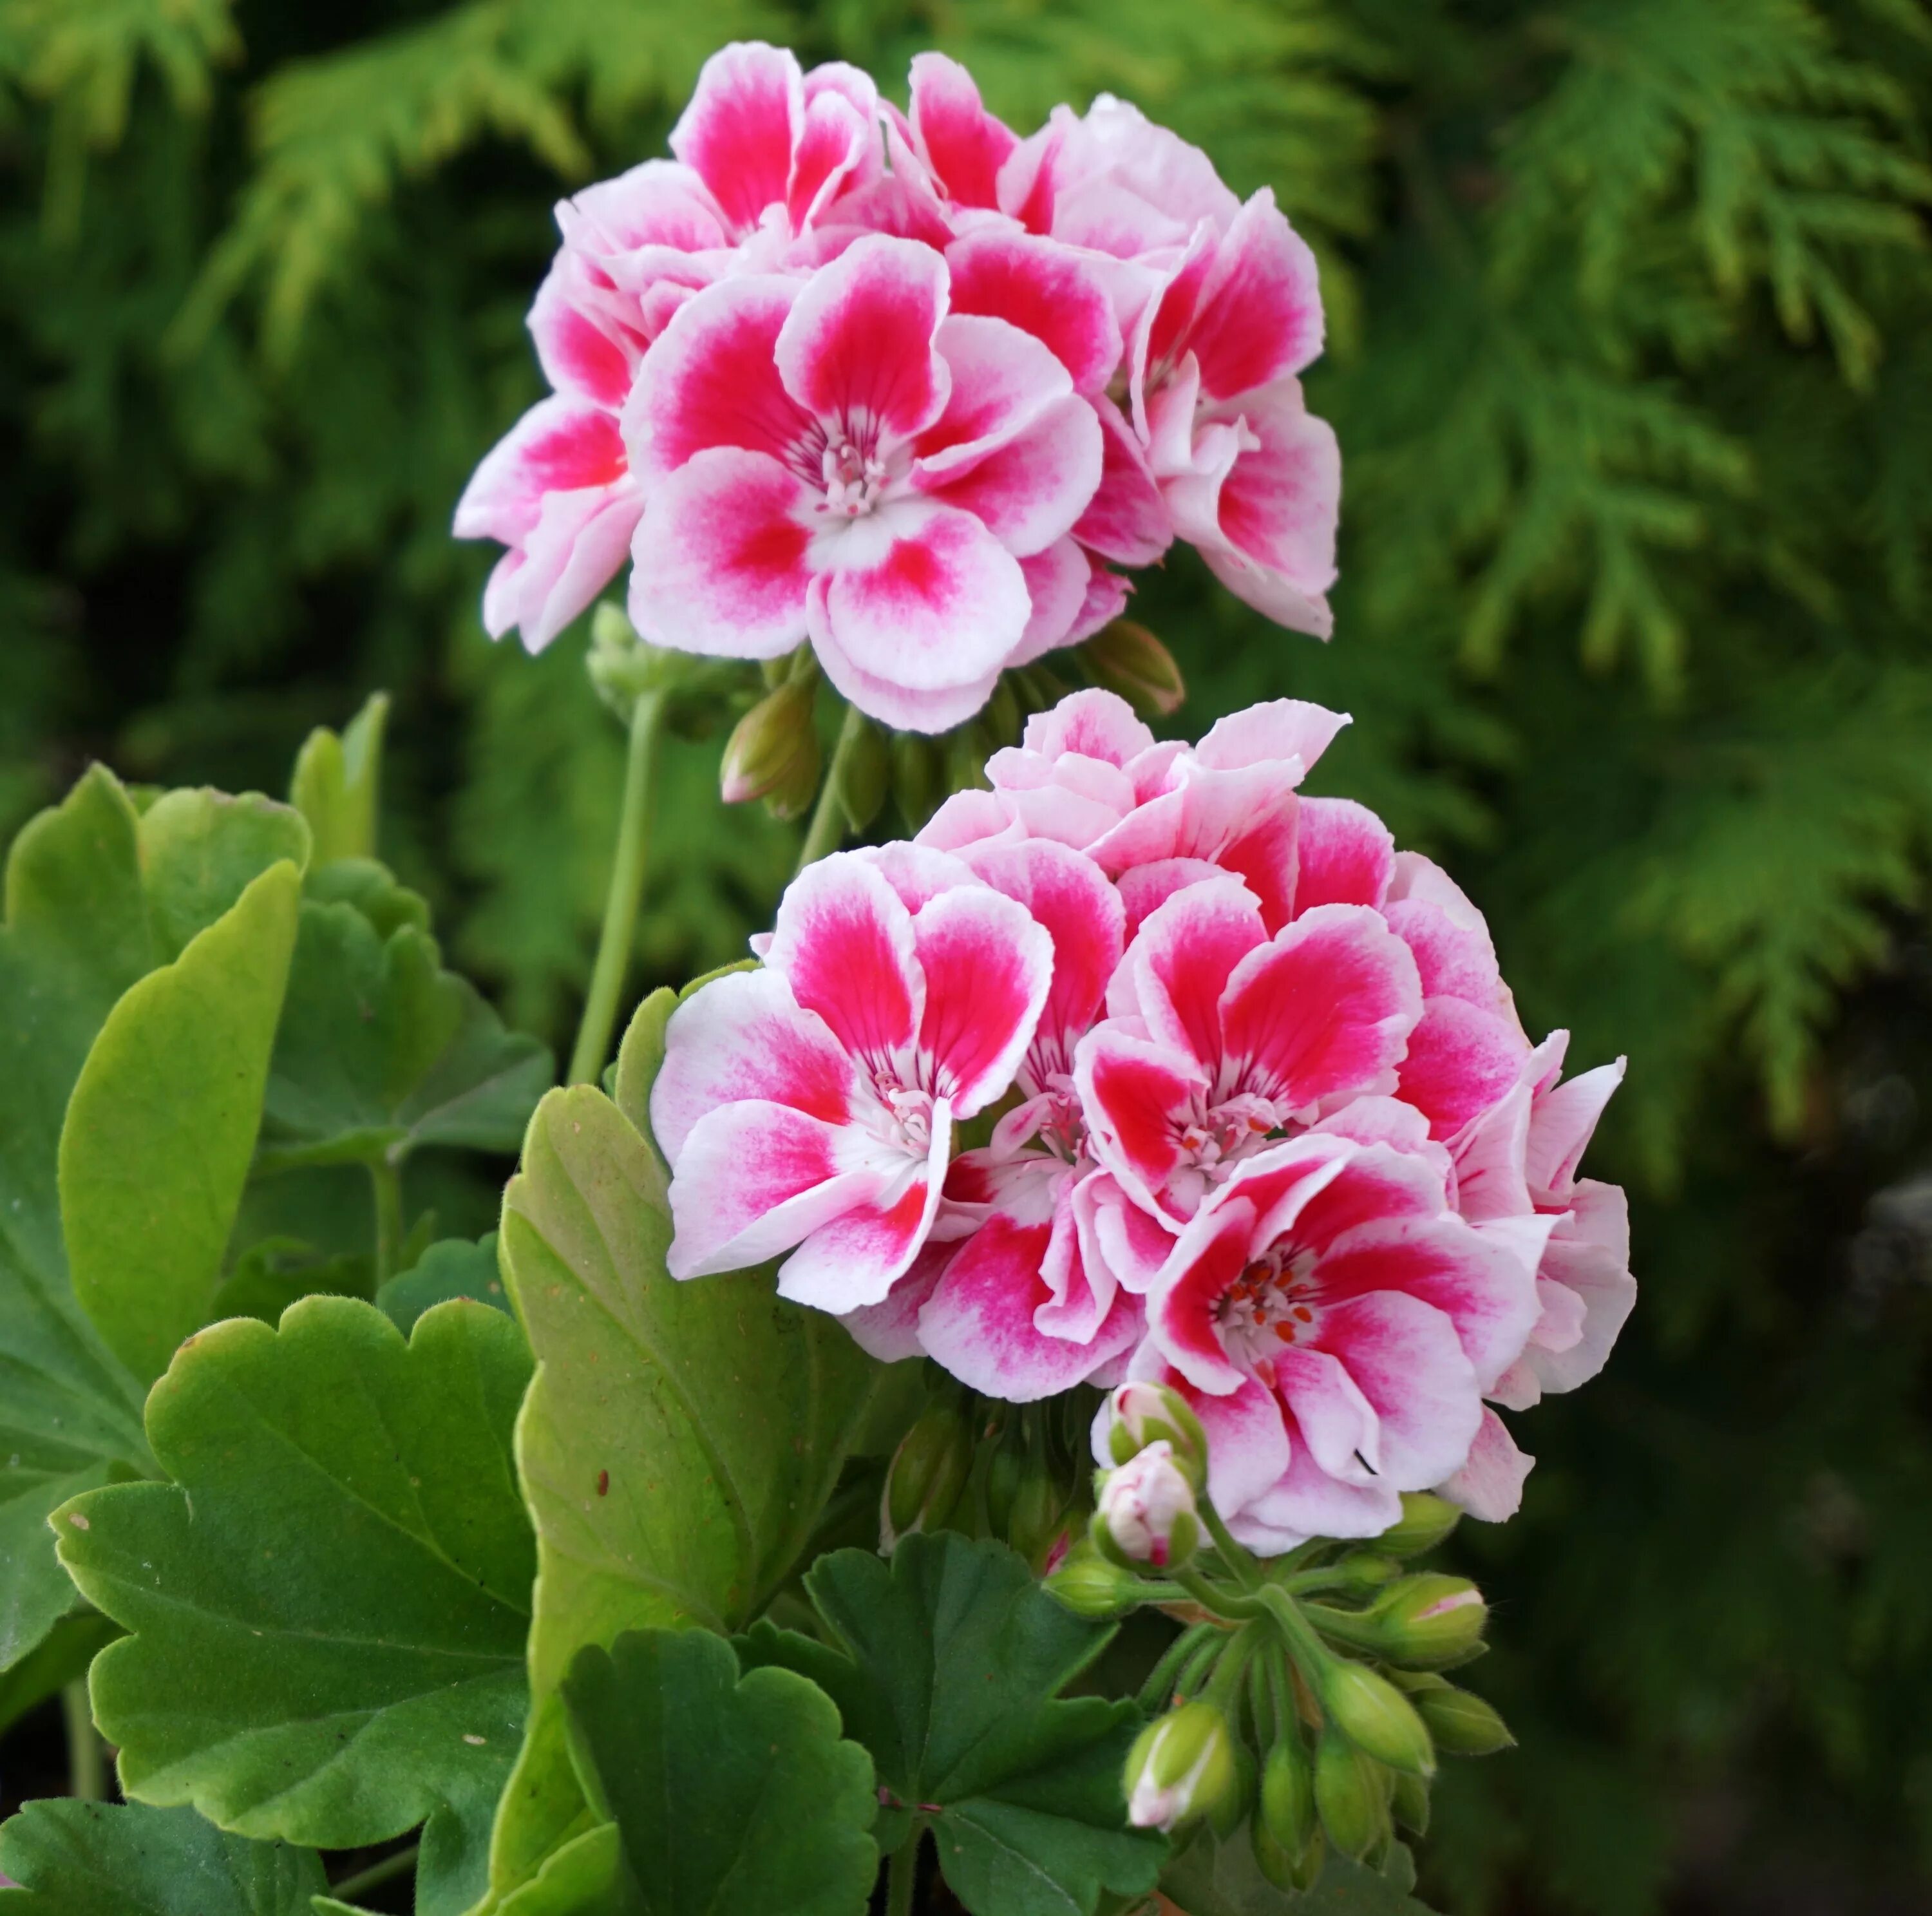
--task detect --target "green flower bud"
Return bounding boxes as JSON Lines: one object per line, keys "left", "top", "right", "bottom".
{"left": 984, "top": 675, "right": 1022, "bottom": 746}
{"left": 1391, "top": 1769, "right": 1431, "bottom": 1836}
{"left": 1413, "top": 1684, "right": 1515, "bottom": 1756}
{"left": 1093, "top": 1441, "right": 1200, "bottom": 1571}
{"left": 1104, "top": 1381, "right": 1209, "bottom": 1489}
{"left": 1258, "top": 1731, "right": 1317, "bottom": 1862}
{"left": 1007, "top": 1467, "right": 1072, "bottom": 1570}
{"left": 1081, "top": 620, "right": 1186, "bottom": 718}
{"left": 1376, "top": 1492, "right": 1462, "bottom": 1558}
{"left": 1124, "top": 1702, "right": 1238, "bottom": 1832}
{"left": 1320, "top": 1660, "right": 1435, "bottom": 1777}
{"left": 1044, "top": 1543, "right": 1144, "bottom": 1620}
{"left": 1314, "top": 1725, "right": 1387, "bottom": 1859}
{"left": 882, "top": 1398, "right": 972, "bottom": 1546}
{"left": 1368, "top": 1573, "right": 1488, "bottom": 1669}
{"left": 833, "top": 712, "right": 892, "bottom": 831}
{"left": 890, "top": 732, "right": 942, "bottom": 831}
{"left": 719, "top": 681, "right": 821, "bottom": 819}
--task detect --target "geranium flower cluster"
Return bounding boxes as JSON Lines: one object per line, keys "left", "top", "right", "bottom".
{"left": 652, "top": 691, "right": 1636, "bottom": 1550}
{"left": 454, "top": 43, "right": 1339, "bottom": 731}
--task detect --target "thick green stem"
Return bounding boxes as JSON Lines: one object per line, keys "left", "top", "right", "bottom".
{"left": 795, "top": 703, "right": 867, "bottom": 875}
{"left": 1171, "top": 1563, "right": 1264, "bottom": 1622}
{"left": 885, "top": 1826, "right": 923, "bottom": 1916}
{"left": 1257, "top": 1582, "right": 1337, "bottom": 1678}
{"left": 62, "top": 1680, "right": 103, "bottom": 1801}
{"left": 1199, "top": 1497, "right": 1264, "bottom": 1590}
{"left": 569, "top": 688, "right": 667, "bottom": 1086}
{"left": 368, "top": 1156, "right": 403, "bottom": 1288}
{"left": 331, "top": 1843, "right": 420, "bottom": 1902}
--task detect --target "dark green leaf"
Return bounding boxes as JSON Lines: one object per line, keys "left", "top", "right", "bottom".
{"left": 739, "top": 1533, "right": 1165, "bottom": 1916}
{"left": 61, "top": 860, "right": 301, "bottom": 1382}
{"left": 1159, "top": 1825, "right": 1437, "bottom": 1916}
{"left": 0, "top": 1799, "right": 325, "bottom": 1915}
{"left": 562, "top": 1627, "right": 876, "bottom": 1916}
{"left": 209, "top": 1240, "right": 373, "bottom": 1325}
{"left": 0, "top": 1612, "right": 120, "bottom": 1739}
{"left": 377, "top": 1233, "right": 511, "bottom": 1335}
{"left": 53, "top": 1296, "right": 533, "bottom": 1862}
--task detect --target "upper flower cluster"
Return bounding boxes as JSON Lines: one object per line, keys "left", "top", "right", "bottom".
{"left": 455, "top": 44, "right": 1340, "bottom": 731}
{"left": 652, "top": 690, "right": 1636, "bottom": 1551}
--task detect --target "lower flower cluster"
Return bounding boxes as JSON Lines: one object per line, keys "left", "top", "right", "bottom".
{"left": 652, "top": 688, "right": 1635, "bottom": 1550}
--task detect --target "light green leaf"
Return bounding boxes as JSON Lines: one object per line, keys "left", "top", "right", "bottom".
{"left": 61, "top": 860, "right": 301, "bottom": 1383}
{"left": 379, "top": 1233, "right": 511, "bottom": 1336}
{"left": 500, "top": 1083, "right": 882, "bottom": 1685}
{"left": 256, "top": 901, "right": 552, "bottom": 1175}
{"left": 54, "top": 1296, "right": 534, "bottom": 1863}
{"left": 562, "top": 1628, "right": 876, "bottom": 1916}
{"left": 739, "top": 1533, "right": 1165, "bottom": 1916}
{"left": 460, "top": 1694, "right": 602, "bottom": 1916}
{"left": 0, "top": 1799, "right": 325, "bottom": 1916}
{"left": 493, "top": 1824, "right": 624, "bottom": 1916}
{"left": 289, "top": 694, "right": 389, "bottom": 866}
{"left": 0, "top": 768, "right": 309, "bottom": 1669}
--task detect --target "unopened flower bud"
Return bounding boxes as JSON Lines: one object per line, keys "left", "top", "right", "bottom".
{"left": 1368, "top": 1574, "right": 1488, "bottom": 1669}
{"left": 984, "top": 1437, "right": 1025, "bottom": 1539}
{"left": 881, "top": 1398, "right": 972, "bottom": 1547}
{"left": 1376, "top": 1492, "right": 1461, "bottom": 1558}
{"left": 1320, "top": 1660, "right": 1435, "bottom": 1777}
{"left": 1313, "top": 1725, "right": 1387, "bottom": 1859}
{"left": 1045, "top": 1544, "right": 1144, "bottom": 1620}
{"left": 834, "top": 713, "right": 891, "bottom": 831}
{"left": 1081, "top": 620, "right": 1186, "bottom": 718}
{"left": 720, "top": 682, "right": 821, "bottom": 818}
{"left": 1007, "top": 1468, "right": 1072, "bottom": 1570}
{"left": 1104, "top": 1382, "right": 1208, "bottom": 1488}
{"left": 1258, "top": 1731, "right": 1317, "bottom": 1865}
{"left": 890, "top": 732, "right": 942, "bottom": 831}
{"left": 1412, "top": 1682, "right": 1515, "bottom": 1756}
{"left": 1391, "top": 1769, "right": 1431, "bottom": 1836}
{"left": 1124, "top": 1702, "right": 1237, "bottom": 1832}
{"left": 1094, "top": 1442, "right": 1200, "bottom": 1571}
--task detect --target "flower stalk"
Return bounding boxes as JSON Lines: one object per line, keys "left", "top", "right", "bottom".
{"left": 795, "top": 702, "right": 868, "bottom": 874}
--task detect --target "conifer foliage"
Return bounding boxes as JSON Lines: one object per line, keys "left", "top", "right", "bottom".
{"left": 1, "top": 3, "right": 1931, "bottom": 1912}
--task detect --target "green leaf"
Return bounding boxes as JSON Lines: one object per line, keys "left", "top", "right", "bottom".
{"left": 53, "top": 1296, "right": 534, "bottom": 1865}
{"left": 256, "top": 900, "right": 552, "bottom": 1174}
{"left": 0, "top": 1799, "right": 325, "bottom": 1915}
{"left": 500, "top": 1085, "right": 882, "bottom": 1684}
{"left": 378, "top": 1233, "right": 512, "bottom": 1335}
{"left": 739, "top": 1533, "right": 1165, "bottom": 1916}
{"left": 209, "top": 1239, "right": 373, "bottom": 1325}
{"left": 1158, "top": 1825, "right": 1437, "bottom": 1916}
{"left": 305, "top": 858, "right": 431, "bottom": 939}
{"left": 61, "top": 860, "right": 302, "bottom": 1383}
{"left": 460, "top": 1694, "right": 603, "bottom": 1916}
{"left": 562, "top": 1627, "right": 877, "bottom": 1916}
{"left": 491, "top": 1825, "right": 625, "bottom": 1916}
{"left": 0, "top": 769, "right": 309, "bottom": 1669}
{"left": 0, "top": 1611, "right": 120, "bottom": 1739}
{"left": 290, "top": 694, "right": 389, "bottom": 866}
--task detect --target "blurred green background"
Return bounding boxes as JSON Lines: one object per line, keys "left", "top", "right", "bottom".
{"left": 3, "top": 1, "right": 1931, "bottom": 1910}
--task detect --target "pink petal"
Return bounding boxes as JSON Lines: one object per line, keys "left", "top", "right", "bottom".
{"left": 1292, "top": 798, "right": 1394, "bottom": 913}
{"left": 456, "top": 397, "right": 629, "bottom": 543}
{"left": 1144, "top": 1193, "right": 1261, "bottom": 1394}
{"left": 1073, "top": 1168, "right": 1178, "bottom": 1297}
{"left": 1448, "top": 1082, "right": 1534, "bottom": 1222}
{"left": 840, "top": 1238, "right": 952, "bottom": 1363}
{"left": 916, "top": 314, "right": 1074, "bottom": 476}
{"left": 482, "top": 484, "right": 642, "bottom": 653}
{"left": 1270, "top": 1343, "right": 1379, "bottom": 1481}
{"left": 667, "top": 1099, "right": 885, "bottom": 1280}
{"left": 1116, "top": 875, "right": 1267, "bottom": 1065}
{"left": 775, "top": 234, "right": 951, "bottom": 439}
{"left": 1069, "top": 556, "right": 1132, "bottom": 641}
{"left": 853, "top": 841, "right": 979, "bottom": 915}
{"left": 628, "top": 447, "right": 815, "bottom": 658}
{"left": 670, "top": 41, "right": 803, "bottom": 232}
{"left": 1525, "top": 1182, "right": 1635, "bottom": 1395}
{"left": 1232, "top": 1435, "right": 1403, "bottom": 1552}
{"left": 1254, "top": 1139, "right": 1441, "bottom": 1253}
{"left": 1009, "top": 536, "right": 1094, "bottom": 663}
{"left": 811, "top": 500, "right": 1029, "bottom": 690}
{"left": 1399, "top": 996, "right": 1533, "bottom": 1141}
{"left": 1076, "top": 1023, "right": 1210, "bottom": 1228}
{"left": 911, "top": 884, "right": 1054, "bottom": 1117}
{"left": 1439, "top": 1407, "right": 1534, "bottom": 1522}
{"left": 1527, "top": 1057, "right": 1625, "bottom": 1199}
{"left": 960, "top": 838, "right": 1125, "bottom": 1076}
{"left": 945, "top": 230, "right": 1122, "bottom": 394}
{"left": 766, "top": 852, "right": 922, "bottom": 1066}
{"left": 1186, "top": 191, "right": 1324, "bottom": 399}
{"left": 1116, "top": 859, "right": 1227, "bottom": 942}
{"left": 787, "top": 87, "right": 876, "bottom": 234}
{"left": 650, "top": 968, "right": 859, "bottom": 1162}
{"left": 1305, "top": 1290, "right": 1482, "bottom": 1489}
{"left": 916, "top": 788, "right": 1018, "bottom": 855}
{"left": 1382, "top": 898, "right": 1509, "bottom": 1013}
{"left": 622, "top": 274, "right": 810, "bottom": 482}
{"left": 1074, "top": 395, "right": 1173, "bottom": 565}
{"left": 1104, "top": 1351, "right": 1293, "bottom": 1521}
{"left": 1218, "top": 903, "right": 1423, "bottom": 1114}
{"left": 529, "top": 266, "right": 637, "bottom": 411}
{"left": 909, "top": 53, "right": 1018, "bottom": 209}
{"left": 1194, "top": 699, "right": 1349, "bottom": 775}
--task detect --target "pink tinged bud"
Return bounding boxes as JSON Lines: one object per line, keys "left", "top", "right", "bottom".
{"left": 1079, "top": 619, "right": 1186, "bottom": 719}
{"left": 1094, "top": 1441, "right": 1199, "bottom": 1570}
{"left": 1368, "top": 1573, "right": 1488, "bottom": 1669}
{"left": 720, "top": 680, "right": 822, "bottom": 817}
{"left": 1105, "top": 1383, "right": 1209, "bottom": 1489}
{"left": 1124, "top": 1701, "right": 1237, "bottom": 1832}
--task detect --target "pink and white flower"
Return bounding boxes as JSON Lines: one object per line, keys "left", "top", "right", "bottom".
{"left": 623, "top": 234, "right": 1103, "bottom": 729}
{"left": 1126, "top": 1133, "right": 1541, "bottom": 1549}
{"left": 651, "top": 848, "right": 1051, "bottom": 1310}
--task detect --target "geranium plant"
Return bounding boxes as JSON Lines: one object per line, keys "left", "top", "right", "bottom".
{"left": 0, "top": 42, "right": 1632, "bottom": 1916}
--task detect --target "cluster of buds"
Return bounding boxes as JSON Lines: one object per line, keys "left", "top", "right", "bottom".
{"left": 1047, "top": 1384, "right": 1514, "bottom": 1881}
{"left": 880, "top": 1369, "right": 1090, "bottom": 1570}
{"left": 714, "top": 620, "right": 1186, "bottom": 828}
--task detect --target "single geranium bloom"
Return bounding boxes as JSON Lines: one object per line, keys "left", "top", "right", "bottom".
{"left": 650, "top": 849, "right": 1051, "bottom": 1310}
{"left": 1077, "top": 874, "right": 1423, "bottom": 1229}
{"left": 1135, "top": 1132, "right": 1541, "bottom": 1548}
{"left": 847, "top": 839, "right": 1156, "bottom": 1399}
{"left": 623, "top": 234, "right": 1104, "bottom": 729}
